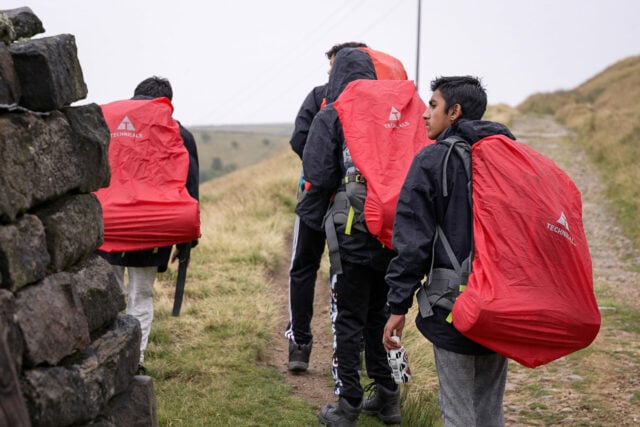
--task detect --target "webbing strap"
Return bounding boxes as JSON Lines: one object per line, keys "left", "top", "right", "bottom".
{"left": 324, "top": 204, "right": 343, "bottom": 275}
{"left": 345, "top": 206, "right": 355, "bottom": 235}
{"left": 344, "top": 173, "right": 365, "bottom": 184}
{"left": 437, "top": 224, "right": 461, "bottom": 273}
{"left": 419, "top": 222, "right": 471, "bottom": 320}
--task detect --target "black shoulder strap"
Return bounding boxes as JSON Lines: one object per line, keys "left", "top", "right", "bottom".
{"left": 434, "top": 136, "right": 474, "bottom": 279}
{"left": 440, "top": 136, "right": 471, "bottom": 201}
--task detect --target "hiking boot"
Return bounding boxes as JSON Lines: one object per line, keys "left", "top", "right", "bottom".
{"left": 318, "top": 397, "right": 361, "bottom": 426}
{"left": 362, "top": 382, "right": 401, "bottom": 424}
{"left": 288, "top": 340, "right": 312, "bottom": 372}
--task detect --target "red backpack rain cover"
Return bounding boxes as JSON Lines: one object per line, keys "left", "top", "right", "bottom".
{"left": 334, "top": 79, "right": 432, "bottom": 249}
{"left": 95, "top": 98, "right": 201, "bottom": 252}
{"left": 451, "top": 135, "right": 600, "bottom": 368}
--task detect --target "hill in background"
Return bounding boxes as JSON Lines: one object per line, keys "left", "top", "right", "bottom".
{"left": 191, "top": 123, "right": 293, "bottom": 182}
{"left": 519, "top": 55, "right": 640, "bottom": 249}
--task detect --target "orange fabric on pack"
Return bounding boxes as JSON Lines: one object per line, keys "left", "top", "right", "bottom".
{"left": 359, "top": 47, "right": 408, "bottom": 80}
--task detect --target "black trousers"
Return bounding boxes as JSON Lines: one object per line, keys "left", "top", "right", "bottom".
{"left": 333, "top": 259, "right": 393, "bottom": 403}
{"left": 284, "top": 216, "right": 326, "bottom": 345}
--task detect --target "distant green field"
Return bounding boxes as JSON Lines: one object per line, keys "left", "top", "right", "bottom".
{"left": 191, "top": 123, "right": 293, "bottom": 182}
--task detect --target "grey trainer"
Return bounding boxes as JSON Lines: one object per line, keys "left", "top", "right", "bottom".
{"left": 362, "top": 382, "right": 401, "bottom": 424}
{"left": 287, "top": 340, "right": 312, "bottom": 372}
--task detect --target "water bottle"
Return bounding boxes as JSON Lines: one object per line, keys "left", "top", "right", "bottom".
{"left": 387, "top": 336, "right": 412, "bottom": 384}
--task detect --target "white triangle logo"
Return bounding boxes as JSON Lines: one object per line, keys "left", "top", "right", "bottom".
{"left": 388, "top": 106, "right": 401, "bottom": 121}
{"left": 557, "top": 212, "right": 570, "bottom": 231}
{"left": 117, "top": 116, "right": 135, "bottom": 131}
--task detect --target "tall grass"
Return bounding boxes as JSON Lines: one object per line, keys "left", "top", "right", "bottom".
{"left": 150, "top": 150, "right": 320, "bottom": 426}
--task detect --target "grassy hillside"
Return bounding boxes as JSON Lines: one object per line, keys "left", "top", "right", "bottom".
{"left": 191, "top": 124, "right": 292, "bottom": 182}
{"left": 518, "top": 55, "right": 640, "bottom": 250}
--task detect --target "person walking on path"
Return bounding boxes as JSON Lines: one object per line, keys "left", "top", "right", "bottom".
{"left": 96, "top": 76, "right": 200, "bottom": 374}
{"left": 301, "top": 47, "right": 403, "bottom": 426}
{"left": 285, "top": 42, "right": 367, "bottom": 373}
{"left": 384, "top": 76, "right": 513, "bottom": 426}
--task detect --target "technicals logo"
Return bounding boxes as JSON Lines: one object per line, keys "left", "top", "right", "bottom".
{"left": 546, "top": 211, "right": 576, "bottom": 246}
{"left": 556, "top": 212, "right": 570, "bottom": 231}
{"left": 117, "top": 116, "right": 135, "bottom": 131}
{"left": 384, "top": 106, "right": 409, "bottom": 128}
{"left": 388, "top": 106, "right": 401, "bottom": 121}
{"left": 112, "top": 116, "right": 143, "bottom": 138}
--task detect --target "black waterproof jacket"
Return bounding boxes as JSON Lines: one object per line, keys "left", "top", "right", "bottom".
{"left": 290, "top": 84, "right": 326, "bottom": 159}
{"left": 297, "top": 48, "right": 393, "bottom": 269}
{"left": 386, "top": 119, "right": 515, "bottom": 354}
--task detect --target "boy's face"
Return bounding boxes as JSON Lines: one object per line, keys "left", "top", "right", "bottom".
{"left": 423, "top": 89, "right": 452, "bottom": 140}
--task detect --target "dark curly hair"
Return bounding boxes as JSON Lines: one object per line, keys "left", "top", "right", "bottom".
{"left": 325, "top": 41, "right": 368, "bottom": 60}
{"left": 430, "top": 76, "right": 487, "bottom": 120}
{"left": 133, "top": 76, "right": 173, "bottom": 100}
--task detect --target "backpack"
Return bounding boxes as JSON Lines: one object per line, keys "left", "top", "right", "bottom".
{"left": 418, "top": 134, "right": 600, "bottom": 368}
{"left": 324, "top": 79, "right": 431, "bottom": 273}
{"left": 95, "top": 97, "right": 201, "bottom": 252}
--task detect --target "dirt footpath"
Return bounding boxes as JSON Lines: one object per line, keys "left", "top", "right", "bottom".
{"left": 504, "top": 115, "right": 640, "bottom": 426}
{"left": 268, "top": 240, "right": 335, "bottom": 409}
{"left": 268, "top": 114, "right": 640, "bottom": 426}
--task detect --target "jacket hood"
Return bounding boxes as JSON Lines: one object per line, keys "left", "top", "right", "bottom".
{"left": 439, "top": 119, "right": 515, "bottom": 144}
{"left": 325, "top": 48, "right": 377, "bottom": 104}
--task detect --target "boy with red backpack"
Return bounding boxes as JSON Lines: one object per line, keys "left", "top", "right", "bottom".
{"left": 285, "top": 42, "right": 368, "bottom": 373}
{"left": 385, "top": 74, "right": 598, "bottom": 425}
{"left": 96, "top": 76, "right": 200, "bottom": 374}
{"left": 301, "top": 46, "right": 418, "bottom": 426}
{"left": 384, "top": 76, "right": 512, "bottom": 426}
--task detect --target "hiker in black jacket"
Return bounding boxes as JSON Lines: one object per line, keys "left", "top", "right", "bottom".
{"left": 384, "top": 76, "right": 514, "bottom": 426}
{"left": 285, "top": 42, "right": 367, "bottom": 374}
{"left": 97, "top": 76, "right": 199, "bottom": 375}
{"left": 301, "top": 47, "right": 400, "bottom": 426}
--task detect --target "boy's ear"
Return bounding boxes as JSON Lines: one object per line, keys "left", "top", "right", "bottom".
{"left": 449, "top": 103, "right": 462, "bottom": 122}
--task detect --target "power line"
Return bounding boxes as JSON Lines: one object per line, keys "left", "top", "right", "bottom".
{"left": 195, "top": 0, "right": 416, "bottom": 125}
{"left": 195, "top": 1, "right": 365, "bottom": 124}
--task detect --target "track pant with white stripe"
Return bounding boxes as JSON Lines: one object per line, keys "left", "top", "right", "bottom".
{"left": 284, "top": 215, "right": 326, "bottom": 345}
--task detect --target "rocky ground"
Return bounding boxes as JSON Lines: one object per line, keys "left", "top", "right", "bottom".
{"left": 268, "top": 114, "right": 640, "bottom": 425}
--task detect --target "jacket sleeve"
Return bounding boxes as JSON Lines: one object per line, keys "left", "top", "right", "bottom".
{"left": 386, "top": 147, "right": 439, "bottom": 314}
{"left": 295, "top": 107, "right": 341, "bottom": 231}
{"left": 179, "top": 123, "right": 199, "bottom": 201}
{"left": 179, "top": 123, "right": 200, "bottom": 250}
{"left": 289, "top": 85, "right": 326, "bottom": 159}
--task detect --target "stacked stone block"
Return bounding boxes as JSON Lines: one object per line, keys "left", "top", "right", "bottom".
{"left": 0, "top": 7, "right": 158, "bottom": 427}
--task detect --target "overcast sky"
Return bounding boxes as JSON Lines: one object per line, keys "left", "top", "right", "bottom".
{"left": 4, "top": 0, "right": 639, "bottom": 126}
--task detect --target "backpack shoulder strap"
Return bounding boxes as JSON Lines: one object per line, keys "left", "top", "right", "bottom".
{"left": 440, "top": 136, "right": 471, "bottom": 199}
{"left": 418, "top": 136, "right": 474, "bottom": 319}
{"left": 439, "top": 135, "right": 474, "bottom": 266}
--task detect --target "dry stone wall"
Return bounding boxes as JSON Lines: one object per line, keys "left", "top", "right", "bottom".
{"left": 0, "top": 7, "right": 158, "bottom": 427}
